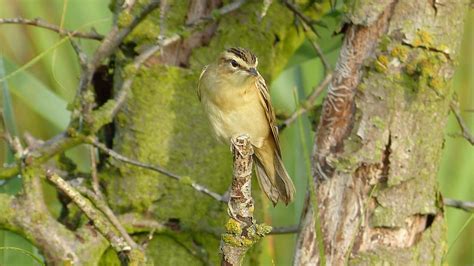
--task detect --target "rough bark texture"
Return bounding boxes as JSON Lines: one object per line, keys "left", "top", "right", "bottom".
{"left": 220, "top": 135, "right": 270, "bottom": 266}
{"left": 295, "top": 0, "right": 469, "bottom": 265}
{"left": 100, "top": 1, "right": 308, "bottom": 264}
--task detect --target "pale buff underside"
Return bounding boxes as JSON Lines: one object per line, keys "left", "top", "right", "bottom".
{"left": 199, "top": 66, "right": 270, "bottom": 147}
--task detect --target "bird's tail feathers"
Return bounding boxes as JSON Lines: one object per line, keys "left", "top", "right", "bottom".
{"left": 254, "top": 152, "right": 295, "bottom": 205}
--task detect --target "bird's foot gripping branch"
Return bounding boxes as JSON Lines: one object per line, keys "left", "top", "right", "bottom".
{"left": 220, "top": 135, "right": 272, "bottom": 266}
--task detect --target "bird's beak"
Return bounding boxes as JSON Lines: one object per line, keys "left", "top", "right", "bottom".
{"left": 248, "top": 68, "right": 258, "bottom": 76}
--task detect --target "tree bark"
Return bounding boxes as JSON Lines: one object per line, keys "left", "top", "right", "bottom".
{"left": 295, "top": 0, "right": 469, "bottom": 265}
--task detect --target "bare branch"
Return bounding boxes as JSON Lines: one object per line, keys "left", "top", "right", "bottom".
{"left": 89, "top": 146, "right": 101, "bottom": 196}
{"left": 90, "top": 0, "right": 161, "bottom": 69}
{"left": 282, "top": 0, "right": 331, "bottom": 71}
{"left": 279, "top": 73, "right": 333, "bottom": 130}
{"left": 270, "top": 225, "right": 299, "bottom": 235}
{"left": 0, "top": 17, "right": 103, "bottom": 40}
{"left": 87, "top": 138, "right": 225, "bottom": 202}
{"left": 444, "top": 198, "right": 474, "bottom": 213}
{"left": 450, "top": 101, "right": 474, "bottom": 145}
{"left": 186, "top": 0, "right": 247, "bottom": 26}
{"left": 118, "top": 213, "right": 166, "bottom": 234}
{"left": 68, "top": 38, "right": 88, "bottom": 69}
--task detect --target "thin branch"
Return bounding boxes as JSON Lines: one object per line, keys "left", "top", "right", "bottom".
{"left": 68, "top": 38, "right": 88, "bottom": 69}
{"left": 444, "top": 198, "right": 474, "bottom": 213}
{"left": 90, "top": 0, "right": 161, "bottom": 69}
{"left": 45, "top": 170, "right": 131, "bottom": 253}
{"left": 72, "top": 0, "right": 161, "bottom": 126}
{"left": 89, "top": 146, "right": 101, "bottom": 196}
{"left": 75, "top": 186, "right": 138, "bottom": 248}
{"left": 450, "top": 101, "right": 474, "bottom": 145}
{"left": 270, "top": 225, "right": 299, "bottom": 235}
{"left": 1, "top": 132, "right": 82, "bottom": 179}
{"left": 87, "top": 138, "right": 225, "bottom": 202}
{"left": 118, "top": 213, "right": 166, "bottom": 234}
{"left": 279, "top": 73, "right": 332, "bottom": 130}
{"left": 282, "top": 0, "right": 330, "bottom": 71}
{"left": 186, "top": 0, "right": 247, "bottom": 26}
{"left": 0, "top": 17, "right": 104, "bottom": 40}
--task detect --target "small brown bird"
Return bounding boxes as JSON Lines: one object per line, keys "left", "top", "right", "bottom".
{"left": 197, "top": 47, "right": 295, "bottom": 205}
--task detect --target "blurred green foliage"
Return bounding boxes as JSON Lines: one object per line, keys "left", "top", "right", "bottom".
{"left": 0, "top": 1, "right": 471, "bottom": 265}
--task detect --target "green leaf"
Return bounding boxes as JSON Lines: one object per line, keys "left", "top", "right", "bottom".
{"left": 0, "top": 56, "right": 18, "bottom": 164}
{"left": 2, "top": 58, "right": 70, "bottom": 130}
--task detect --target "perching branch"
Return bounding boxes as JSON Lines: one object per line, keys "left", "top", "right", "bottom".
{"left": 220, "top": 135, "right": 271, "bottom": 266}
{"left": 88, "top": 138, "right": 225, "bottom": 202}
{"left": 0, "top": 17, "right": 104, "bottom": 40}
{"left": 450, "top": 101, "right": 474, "bottom": 145}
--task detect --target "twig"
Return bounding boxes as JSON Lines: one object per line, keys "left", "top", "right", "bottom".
{"left": 186, "top": 0, "right": 247, "bottom": 26}
{"left": 72, "top": 0, "right": 161, "bottom": 126}
{"left": 68, "top": 38, "right": 88, "bottom": 69}
{"left": 282, "top": 0, "right": 330, "bottom": 71}
{"left": 75, "top": 186, "right": 138, "bottom": 248}
{"left": 0, "top": 17, "right": 104, "bottom": 40}
{"left": 221, "top": 135, "right": 271, "bottom": 266}
{"left": 270, "top": 225, "right": 299, "bottom": 235}
{"left": 45, "top": 170, "right": 131, "bottom": 253}
{"left": 89, "top": 146, "right": 101, "bottom": 196}
{"left": 87, "top": 138, "right": 225, "bottom": 202}
{"left": 450, "top": 101, "right": 474, "bottom": 145}
{"left": 90, "top": 0, "right": 161, "bottom": 69}
{"left": 279, "top": 73, "right": 333, "bottom": 129}
{"left": 118, "top": 213, "right": 166, "bottom": 234}
{"left": 444, "top": 198, "right": 474, "bottom": 213}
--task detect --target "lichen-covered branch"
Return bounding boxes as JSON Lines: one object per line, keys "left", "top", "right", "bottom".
{"left": 45, "top": 170, "right": 133, "bottom": 253}
{"left": 220, "top": 135, "right": 271, "bottom": 266}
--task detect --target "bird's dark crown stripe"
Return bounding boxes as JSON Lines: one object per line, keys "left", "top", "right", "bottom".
{"left": 227, "top": 47, "right": 256, "bottom": 65}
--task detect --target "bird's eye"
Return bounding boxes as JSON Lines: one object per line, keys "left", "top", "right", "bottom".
{"left": 230, "top": 60, "right": 239, "bottom": 68}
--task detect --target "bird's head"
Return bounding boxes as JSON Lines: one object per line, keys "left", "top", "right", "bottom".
{"left": 217, "top": 47, "right": 259, "bottom": 85}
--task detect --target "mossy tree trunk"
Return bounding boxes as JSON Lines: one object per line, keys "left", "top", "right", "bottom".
{"left": 100, "top": 1, "right": 307, "bottom": 264}
{"left": 295, "top": 0, "right": 468, "bottom": 265}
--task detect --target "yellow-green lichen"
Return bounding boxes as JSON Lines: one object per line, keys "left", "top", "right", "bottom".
{"left": 390, "top": 45, "right": 409, "bottom": 62}
{"left": 372, "top": 116, "right": 385, "bottom": 129}
{"left": 222, "top": 234, "right": 253, "bottom": 247}
{"left": 253, "top": 223, "right": 272, "bottom": 237}
{"left": 374, "top": 55, "right": 389, "bottom": 73}
{"left": 225, "top": 218, "right": 242, "bottom": 235}
{"left": 413, "top": 29, "right": 433, "bottom": 48}
{"left": 428, "top": 76, "right": 444, "bottom": 91}
{"left": 91, "top": 99, "right": 117, "bottom": 133}
{"left": 117, "top": 12, "right": 133, "bottom": 28}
